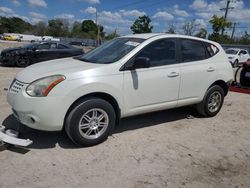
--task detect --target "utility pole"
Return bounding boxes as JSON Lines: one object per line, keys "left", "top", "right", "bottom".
{"left": 230, "top": 22, "right": 236, "bottom": 40}
{"left": 220, "top": 0, "right": 234, "bottom": 35}
{"left": 95, "top": 7, "right": 99, "bottom": 47}
{"left": 224, "top": 0, "right": 230, "bottom": 21}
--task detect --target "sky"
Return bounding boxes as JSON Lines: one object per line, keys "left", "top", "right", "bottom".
{"left": 0, "top": 0, "right": 250, "bottom": 36}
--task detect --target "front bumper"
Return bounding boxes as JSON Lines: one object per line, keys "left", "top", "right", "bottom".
{"left": 0, "top": 55, "right": 15, "bottom": 65}
{"left": 0, "top": 125, "right": 32, "bottom": 146}
{"left": 7, "top": 80, "right": 73, "bottom": 131}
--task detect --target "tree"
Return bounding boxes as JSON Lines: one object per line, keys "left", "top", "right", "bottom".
{"left": 105, "top": 29, "right": 119, "bottom": 40}
{"left": 195, "top": 28, "right": 207, "bottom": 38}
{"left": 167, "top": 22, "right": 176, "bottom": 34}
{"left": 182, "top": 20, "right": 197, "bottom": 36}
{"left": 130, "top": 15, "right": 153, "bottom": 34}
{"left": 238, "top": 31, "right": 250, "bottom": 45}
{"left": 71, "top": 21, "right": 83, "bottom": 37}
{"left": 209, "top": 15, "right": 231, "bottom": 34}
{"left": 208, "top": 15, "right": 232, "bottom": 42}
{"left": 47, "top": 19, "right": 69, "bottom": 37}
{"left": 0, "top": 16, "right": 32, "bottom": 34}
{"left": 33, "top": 21, "right": 47, "bottom": 36}
{"left": 81, "top": 20, "right": 97, "bottom": 34}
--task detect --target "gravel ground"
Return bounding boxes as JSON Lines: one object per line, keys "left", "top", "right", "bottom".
{"left": 0, "top": 42, "right": 250, "bottom": 188}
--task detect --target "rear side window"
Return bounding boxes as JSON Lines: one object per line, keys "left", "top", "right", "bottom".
{"left": 180, "top": 39, "right": 207, "bottom": 62}
{"left": 204, "top": 42, "right": 219, "bottom": 57}
{"left": 58, "top": 44, "right": 69, "bottom": 49}
{"left": 135, "top": 38, "right": 176, "bottom": 67}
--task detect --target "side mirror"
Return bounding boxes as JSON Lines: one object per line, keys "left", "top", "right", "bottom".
{"left": 127, "top": 57, "right": 150, "bottom": 70}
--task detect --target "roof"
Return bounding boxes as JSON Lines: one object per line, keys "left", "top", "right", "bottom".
{"left": 225, "top": 48, "right": 245, "bottom": 51}
{"left": 119, "top": 33, "right": 218, "bottom": 45}
{"left": 120, "top": 33, "right": 165, "bottom": 39}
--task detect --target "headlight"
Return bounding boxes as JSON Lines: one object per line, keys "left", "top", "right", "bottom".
{"left": 26, "top": 75, "right": 65, "bottom": 97}
{"left": 228, "top": 57, "right": 234, "bottom": 59}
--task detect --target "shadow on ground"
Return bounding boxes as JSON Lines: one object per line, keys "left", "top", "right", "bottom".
{"left": 2, "top": 106, "right": 198, "bottom": 150}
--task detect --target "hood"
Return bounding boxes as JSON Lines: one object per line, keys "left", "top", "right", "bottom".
{"left": 227, "top": 54, "right": 236, "bottom": 59}
{"left": 1, "top": 47, "right": 22, "bottom": 54}
{"left": 16, "top": 57, "right": 102, "bottom": 83}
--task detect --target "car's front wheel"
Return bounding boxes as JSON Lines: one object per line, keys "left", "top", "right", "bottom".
{"left": 196, "top": 85, "right": 225, "bottom": 117}
{"left": 65, "top": 98, "right": 116, "bottom": 146}
{"left": 16, "top": 56, "right": 30, "bottom": 67}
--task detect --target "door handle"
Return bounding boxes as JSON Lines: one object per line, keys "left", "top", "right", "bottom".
{"left": 167, "top": 72, "right": 179, "bottom": 77}
{"left": 207, "top": 67, "right": 215, "bottom": 72}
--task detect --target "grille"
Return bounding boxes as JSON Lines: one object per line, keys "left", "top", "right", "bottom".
{"left": 9, "top": 79, "right": 25, "bottom": 94}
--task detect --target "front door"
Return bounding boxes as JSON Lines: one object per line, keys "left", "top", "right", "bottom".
{"left": 123, "top": 38, "right": 180, "bottom": 116}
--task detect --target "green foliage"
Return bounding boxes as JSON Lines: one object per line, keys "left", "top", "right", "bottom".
{"left": 209, "top": 15, "right": 231, "bottom": 34}
{"left": 71, "top": 21, "right": 85, "bottom": 37}
{"left": 0, "top": 16, "right": 32, "bottom": 33}
{"left": 47, "top": 19, "right": 69, "bottom": 37}
{"left": 104, "top": 29, "right": 119, "bottom": 40}
{"left": 208, "top": 15, "right": 232, "bottom": 43}
{"left": 167, "top": 22, "right": 176, "bottom": 34}
{"left": 32, "top": 21, "right": 47, "bottom": 36}
{"left": 79, "top": 20, "right": 105, "bottom": 40}
{"left": 130, "top": 15, "right": 153, "bottom": 34}
{"left": 195, "top": 28, "right": 207, "bottom": 38}
{"left": 82, "top": 20, "right": 97, "bottom": 34}
{"left": 234, "top": 32, "right": 250, "bottom": 45}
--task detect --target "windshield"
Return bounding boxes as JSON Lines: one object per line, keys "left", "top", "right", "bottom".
{"left": 79, "top": 37, "right": 145, "bottom": 64}
{"left": 23, "top": 43, "right": 37, "bottom": 49}
{"left": 226, "top": 49, "right": 239, "bottom": 55}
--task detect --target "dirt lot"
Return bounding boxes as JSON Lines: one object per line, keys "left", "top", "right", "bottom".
{"left": 0, "top": 42, "right": 250, "bottom": 188}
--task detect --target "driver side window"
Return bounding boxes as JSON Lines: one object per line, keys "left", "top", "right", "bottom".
{"left": 135, "top": 38, "right": 176, "bottom": 67}
{"left": 37, "top": 43, "right": 50, "bottom": 50}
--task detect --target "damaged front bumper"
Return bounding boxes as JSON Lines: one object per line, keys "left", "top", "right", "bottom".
{"left": 0, "top": 125, "right": 32, "bottom": 147}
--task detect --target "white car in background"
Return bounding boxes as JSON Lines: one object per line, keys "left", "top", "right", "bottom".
{"left": 7, "top": 33, "right": 233, "bottom": 146}
{"left": 226, "top": 48, "right": 250, "bottom": 67}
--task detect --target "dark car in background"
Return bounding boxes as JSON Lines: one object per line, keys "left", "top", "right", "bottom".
{"left": 0, "top": 41, "right": 84, "bottom": 67}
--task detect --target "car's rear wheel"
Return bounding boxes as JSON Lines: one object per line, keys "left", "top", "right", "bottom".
{"left": 196, "top": 85, "right": 224, "bottom": 117}
{"left": 16, "top": 56, "right": 30, "bottom": 67}
{"left": 65, "top": 98, "right": 116, "bottom": 147}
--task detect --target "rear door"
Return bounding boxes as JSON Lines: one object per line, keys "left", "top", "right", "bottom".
{"left": 177, "top": 38, "right": 218, "bottom": 106}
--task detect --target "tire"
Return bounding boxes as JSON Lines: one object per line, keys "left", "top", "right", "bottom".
{"left": 233, "top": 59, "right": 239, "bottom": 68}
{"left": 16, "top": 56, "right": 30, "bottom": 67}
{"left": 196, "top": 85, "right": 225, "bottom": 117}
{"left": 65, "top": 97, "right": 116, "bottom": 147}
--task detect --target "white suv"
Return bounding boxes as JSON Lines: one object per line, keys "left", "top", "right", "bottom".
{"left": 226, "top": 48, "right": 250, "bottom": 67}
{"left": 7, "top": 34, "right": 233, "bottom": 146}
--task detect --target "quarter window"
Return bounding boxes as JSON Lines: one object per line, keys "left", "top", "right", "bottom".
{"left": 204, "top": 42, "right": 219, "bottom": 57}
{"left": 135, "top": 39, "right": 176, "bottom": 67}
{"left": 180, "top": 39, "right": 207, "bottom": 62}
